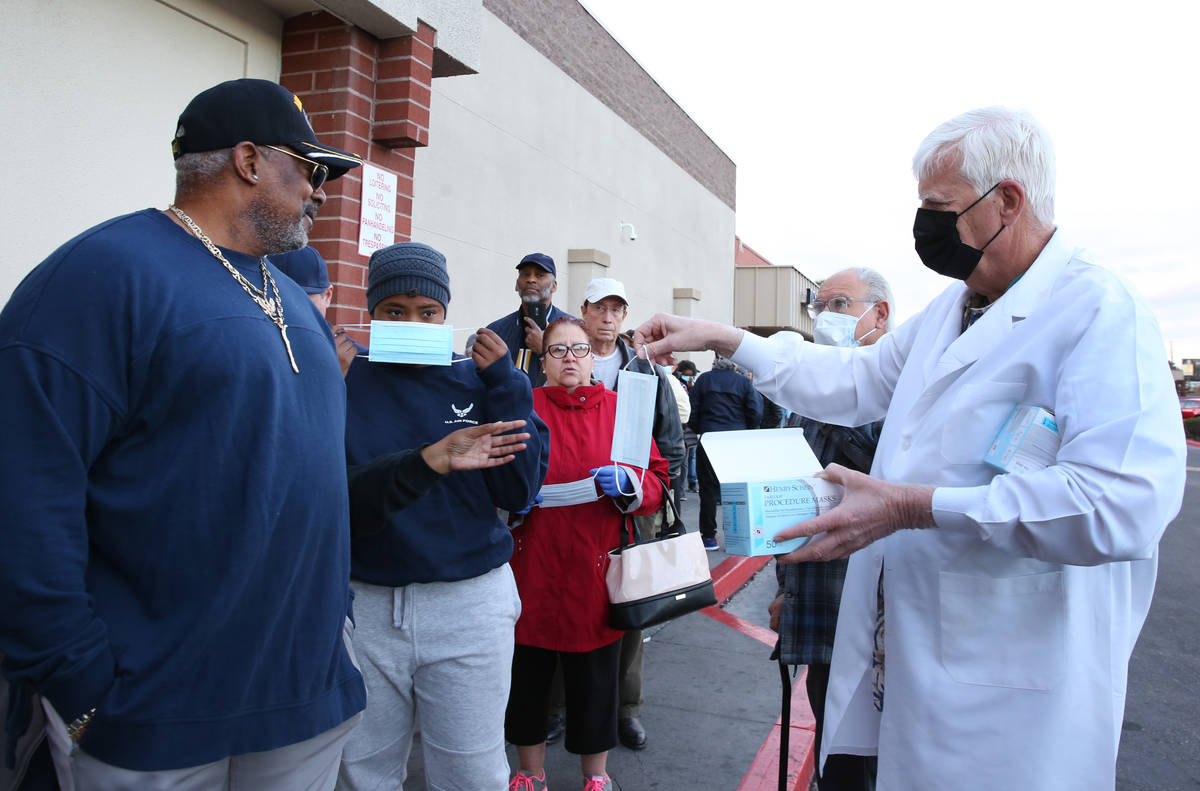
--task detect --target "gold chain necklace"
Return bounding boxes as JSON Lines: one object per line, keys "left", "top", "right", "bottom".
{"left": 168, "top": 205, "right": 299, "bottom": 373}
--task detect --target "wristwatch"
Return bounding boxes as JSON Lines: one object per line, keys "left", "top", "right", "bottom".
{"left": 66, "top": 708, "right": 96, "bottom": 744}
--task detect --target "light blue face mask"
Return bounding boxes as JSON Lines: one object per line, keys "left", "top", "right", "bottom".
{"left": 812, "top": 306, "right": 878, "bottom": 348}
{"left": 368, "top": 320, "right": 454, "bottom": 365}
{"left": 610, "top": 347, "right": 658, "bottom": 469}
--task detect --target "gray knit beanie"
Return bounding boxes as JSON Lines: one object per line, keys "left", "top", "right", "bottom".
{"left": 366, "top": 242, "right": 450, "bottom": 313}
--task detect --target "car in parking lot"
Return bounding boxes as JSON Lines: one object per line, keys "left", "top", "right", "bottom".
{"left": 1181, "top": 397, "right": 1200, "bottom": 421}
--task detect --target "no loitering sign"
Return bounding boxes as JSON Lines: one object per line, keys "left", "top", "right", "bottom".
{"left": 357, "top": 163, "right": 397, "bottom": 257}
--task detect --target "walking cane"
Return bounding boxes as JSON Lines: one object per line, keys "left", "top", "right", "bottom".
{"left": 777, "top": 655, "right": 792, "bottom": 791}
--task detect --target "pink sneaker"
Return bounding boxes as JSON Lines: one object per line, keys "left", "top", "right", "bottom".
{"left": 509, "top": 769, "right": 548, "bottom": 791}
{"left": 582, "top": 775, "right": 612, "bottom": 791}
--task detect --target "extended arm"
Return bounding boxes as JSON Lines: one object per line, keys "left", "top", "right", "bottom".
{"left": 347, "top": 420, "right": 532, "bottom": 538}
{"left": 473, "top": 335, "right": 549, "bottom": 512}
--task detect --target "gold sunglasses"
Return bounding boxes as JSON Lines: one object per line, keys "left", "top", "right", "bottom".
{"left": 262, "top": 145, "right": 329, "bottom": 191}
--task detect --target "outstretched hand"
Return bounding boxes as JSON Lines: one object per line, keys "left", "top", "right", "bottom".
{"left": 632, "top": 313, "right": 745, "bottom": 366}
{"left": 421, "top": 420, "right": 530, "bottom": 475}
{"left": 773, "top": 464, "right": 936, "bottom": 564}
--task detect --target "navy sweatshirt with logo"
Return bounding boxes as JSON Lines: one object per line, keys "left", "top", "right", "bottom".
{"left": 344, "top": 352, "right": 549, "bottom": 586}
{"left": 0, "top": 209, "right": 364, "bottom": 771}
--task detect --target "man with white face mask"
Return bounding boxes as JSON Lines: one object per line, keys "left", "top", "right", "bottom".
{"left": 809, "top": 269, "right": 891, "bottom": 349}
{"left": 768, "top": 267, "right": 891, "bottom": 791}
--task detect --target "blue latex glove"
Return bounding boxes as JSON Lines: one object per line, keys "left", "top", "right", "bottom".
{"left": 515, "top": 493, "right": 543, "bottom": 515}
{"left": 589, "top": 465, "right": 631, "bottom": 498}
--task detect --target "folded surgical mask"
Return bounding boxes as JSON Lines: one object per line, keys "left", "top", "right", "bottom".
{"left": 539, "top": 476, "right": 601, "bottom": 508}
{"left": 368, "top": 321, "right": 454, "bottom": 365}
{"left": 611, "top": 356, "right": 659, "bottom": 469}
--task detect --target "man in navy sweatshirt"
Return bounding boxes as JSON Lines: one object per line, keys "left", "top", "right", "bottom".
{"left": 0, "top": 79, "right": 375, "bottom": 788}
{"left": 339, "top": 242, "right": 549, "bottom": 790}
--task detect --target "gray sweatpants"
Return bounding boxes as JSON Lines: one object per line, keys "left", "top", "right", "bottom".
{"left": 337, "top": 565, "right": 521, "bottom": 791}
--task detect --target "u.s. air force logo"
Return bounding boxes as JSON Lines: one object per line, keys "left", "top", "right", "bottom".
{"left": 446, "top": 402, "right": 478, "bottom": 426}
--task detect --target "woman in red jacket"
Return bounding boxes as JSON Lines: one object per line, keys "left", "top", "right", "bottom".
{"left": 505, "top": 318, "right": 668, "bottom": 791}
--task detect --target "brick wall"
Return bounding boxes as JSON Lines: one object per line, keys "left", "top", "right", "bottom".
{"left": 280, "top": 12, "right": 435, "bottom": 334}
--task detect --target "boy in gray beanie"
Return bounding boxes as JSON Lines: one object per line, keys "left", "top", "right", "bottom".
{"left": 340, "top": 241, "right": 550, "bottom": 791}
{"left": 366, "top": 241, "right": 451, "bottom": 315}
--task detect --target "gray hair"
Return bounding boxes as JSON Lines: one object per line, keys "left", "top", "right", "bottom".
{"left": 912, "top": 107, "right": 1056, "bottom": 226}
{"left": 831, "top": 266, "right": 895, "bottom": 331}
{"left": 174, "top": 149, "right": 231, "bottom": 199}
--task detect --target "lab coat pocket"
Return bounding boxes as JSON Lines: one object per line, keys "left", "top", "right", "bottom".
{"left": 939, "top": 381, "right": 1026, "bottom": 465}
{"left": 939, "top": 570, "right": 1066, "bottom": 690}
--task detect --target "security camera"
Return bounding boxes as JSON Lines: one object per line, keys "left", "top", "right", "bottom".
{"left": 619, "top": 222, "right": 637, "bottom": 241}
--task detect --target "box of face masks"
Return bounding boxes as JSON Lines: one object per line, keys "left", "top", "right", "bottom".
{"left": 984, "top": 404, "right": 1059, "bottom": 474}
{"left": 700, "top": 428, "right": 843, "bottom": 557}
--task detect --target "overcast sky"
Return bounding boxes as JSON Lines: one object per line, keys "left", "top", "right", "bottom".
{"left": 579, "top": 0, "right": 1200, "bottom": 362}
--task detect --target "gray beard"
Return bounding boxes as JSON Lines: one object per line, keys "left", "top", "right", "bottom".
{"left": 245, "top": 195, "right": 310, "bottom": 254}
{"left": 520, "top": 287, "right": 552, "bottom": 303}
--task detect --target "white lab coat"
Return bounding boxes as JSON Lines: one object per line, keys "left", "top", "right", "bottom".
{"left": 733, "top": 231, "right": 1185, "bottom": 791}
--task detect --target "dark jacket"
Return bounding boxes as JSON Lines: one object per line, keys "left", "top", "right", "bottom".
{"left": 486, "top": 304, "right": 574, "bottom": 387}
{"left": 688, "top": 365, "right": 763, "bottom": 433}
{"left": 615, "top": 341, "right": 686, "bottom": 484}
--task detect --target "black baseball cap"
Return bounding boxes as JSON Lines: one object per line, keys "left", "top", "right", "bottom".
{"left": 171, "top": 79, "right": 363, "bottom": 180}
{"left": 517, "top": 252, "right": 556, "bottom": 277}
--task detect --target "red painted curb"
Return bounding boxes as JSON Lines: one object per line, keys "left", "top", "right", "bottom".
{"left": 711, "top": 555, "right": 771, "bottom": 604}
{"left": 702, "top": 606, "right": 777, "bottom": 647}
{"left": 705, "top": 555, "right": 816, "bottom": 791}
{"left": 735, "top": 670, "right": 817, "bottom": 791}
{"left": 1187, "top": 439, "right": 1200, "bottom": 447}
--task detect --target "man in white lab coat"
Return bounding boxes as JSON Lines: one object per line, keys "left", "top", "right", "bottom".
{"left": 632, "top": 106, "right": 1185, "bottom": 790}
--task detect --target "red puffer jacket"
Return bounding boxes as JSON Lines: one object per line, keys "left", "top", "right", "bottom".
{"left": 511, "top": 383, "right": 668, "bottom": 652}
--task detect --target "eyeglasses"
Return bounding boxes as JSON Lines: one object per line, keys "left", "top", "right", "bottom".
{"left": 546, "top": 343, "right": 592, "bottom": 359}
{"left": 807, "top": 295, "right": 874, "bottom": 320}
{"left": 262, "top": 145, "right": 328, "bottom": 191}
{"left": 585, "top": 303, "right": 627, "bottom": 317}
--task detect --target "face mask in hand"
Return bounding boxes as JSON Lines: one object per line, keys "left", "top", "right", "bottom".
{"left": 539, "top": 476, "right": 601, "bottom": 508}
{"left": 813, "top": 307, "right": 878, "bottom": 348}
{"left": 368, "top": 320, "right": 453, "bottom": 365}
{"left": 913, "top": 181, "right": 1005, "bottom": 280}
{"left": 611, "top": 361, "right": 658, "bottom": 469}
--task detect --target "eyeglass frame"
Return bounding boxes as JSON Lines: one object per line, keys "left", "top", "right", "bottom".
{"left": 806, "top": 295, "right": 875, "bottom": 320}
{"left": 261, "top": 145, "right": 329, "bottom": 191}
{"left": 583, "top": 301, "right": 628, "bottom": 317}
{"left": 545, "top": 342, "right": 593, "bottom": 359}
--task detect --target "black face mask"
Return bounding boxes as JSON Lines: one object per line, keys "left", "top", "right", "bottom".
{"left": 913, "top": 182, "right": 1005, "bottom": 280}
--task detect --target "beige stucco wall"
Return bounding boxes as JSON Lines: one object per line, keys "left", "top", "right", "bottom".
{"left": 410, "top": 10, "right": 736, "bottom": 345}
{"left": 0, "top": 0, "right": 285, "bottom": 301}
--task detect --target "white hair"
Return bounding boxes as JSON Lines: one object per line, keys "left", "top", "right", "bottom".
{"left": 912, "top": 107, "right": 1056, "bottom": 226}
{"left": 831, "top": 266, "right": 896, "bottom": 331}
{"left": 174, "top": 149, "right": 231, "bottom": 198}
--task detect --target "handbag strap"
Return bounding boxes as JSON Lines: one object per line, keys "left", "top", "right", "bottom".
{"left": 617, "top": 471, "right": 680, "bottom": 550}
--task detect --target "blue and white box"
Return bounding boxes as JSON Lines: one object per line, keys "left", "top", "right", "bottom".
{"left": 700, "top": 428, "right": 842, "bottom": 557}
{"left": 984, "top": 404, "right": 1059, "bottom": 474}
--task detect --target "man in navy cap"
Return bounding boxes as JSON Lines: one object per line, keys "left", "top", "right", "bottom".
{"left": 0, "top": 78, "right": 367, "bottom": 788}
{"left": 487, "top": 252, "right": 575, "bottom": 386}
{"left": 272, "top": 245, "right": 364, "bottom": 376}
